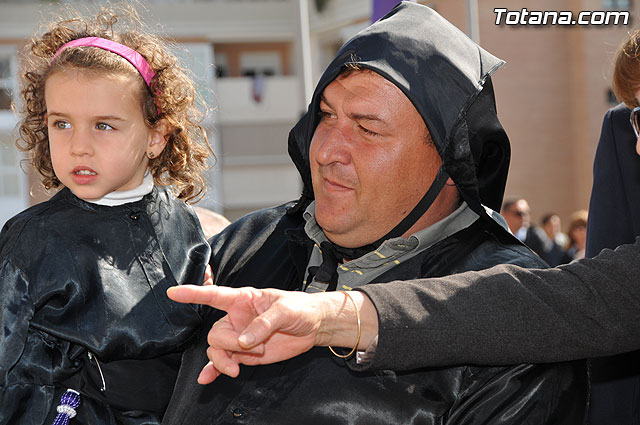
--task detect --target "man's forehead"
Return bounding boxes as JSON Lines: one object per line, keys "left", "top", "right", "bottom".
{"left": 321, "top": 69, "right": 415, "bottom": 112}
{"left": 315, "top": 68, "right": 432, "bottom": 145}
{"left": 333, "top": 68, "right": 394, "bottom": 91}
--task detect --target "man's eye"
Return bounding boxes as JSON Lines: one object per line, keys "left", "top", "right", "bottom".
{"left": 318, "top": 110, "right": 335, "bottom": 121}
{"left": 54, "top": 121, "right": 71, "bottom": 129}
{"left": 359, "top": 125, "right": 379, "bottom": 137}
{"left": 96, "top": 122, "right": 114, "bottom": 131}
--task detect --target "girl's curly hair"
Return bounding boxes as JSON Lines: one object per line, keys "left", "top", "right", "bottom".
{"left": 18, "top": 3, "right": 213, "bottom": 203}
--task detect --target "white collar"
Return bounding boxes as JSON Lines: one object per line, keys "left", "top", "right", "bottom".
{"left": 86, "top": 171, "right": 154, "bottom": 206}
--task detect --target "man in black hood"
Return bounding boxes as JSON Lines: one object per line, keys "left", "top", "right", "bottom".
{"left": 163, "top": 3, "right": 587, "bottom": 424}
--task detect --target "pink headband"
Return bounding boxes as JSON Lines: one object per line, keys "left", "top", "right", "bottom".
{"left": 51, "top": 37, "right": 156, "bottom": 88}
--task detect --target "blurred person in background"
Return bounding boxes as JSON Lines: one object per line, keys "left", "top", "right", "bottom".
{"left": 566, "top": 210, "right": 588, "bottom": 261}
{"left": 502, "top": 198, "right": 554, "bottom": 264}
{"left": 540, "top": 213, "right": 570, "bottom": 266}
{"left": 501, "top": 198, "right": 531, "bottom": 240}
{"left": 541, "top": 213, "right": 569, "bottom": 248}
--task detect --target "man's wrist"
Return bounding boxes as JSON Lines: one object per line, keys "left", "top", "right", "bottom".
{"left": 349, "top": 291, "right": 379, "bottom": 350}
{"left": 315, "top": 291, "right": 379, "bottom": 350}
{"left": 315, "top": 291, "right": 347, "bottom": 347}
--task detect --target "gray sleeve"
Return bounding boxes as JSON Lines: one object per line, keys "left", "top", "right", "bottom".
{"left": 354, "top": 238, "right": 640, "bottom": 371}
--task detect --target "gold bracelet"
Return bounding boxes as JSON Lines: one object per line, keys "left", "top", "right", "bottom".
{"left": 328, "top": 291, "right": 361, "bottom": 359}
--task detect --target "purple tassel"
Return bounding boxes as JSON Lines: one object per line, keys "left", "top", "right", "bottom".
{"left": 52, "top": 389, "right": 80, "bottom": 425}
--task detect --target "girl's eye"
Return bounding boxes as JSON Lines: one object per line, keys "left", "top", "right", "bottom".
{"left": 96, "top": 122, "right": 114, "bottom": 131}
{"left": 54, "top": 121, "right": 71, "bottom": 129}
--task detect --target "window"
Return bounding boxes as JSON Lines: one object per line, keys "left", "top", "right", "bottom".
{"left": 0, "top": 137, "right": 23, "bottom": 198}
{"left": 213, "top": 43, "right": 290, "bottom": 78}
{"left": 214, "top": 52, "right": 228, "bottom": 78}
{"left": 239, "top": 51, "right": 281, "bottom": 77}
{"left": 0, "top": 133, "right": 27, "bottom": 228}
{"left": 0, "top": 45, "right": 25, "bottom": 227}
{"left": 0, "top": 48, "right": 17, "bottom": 112}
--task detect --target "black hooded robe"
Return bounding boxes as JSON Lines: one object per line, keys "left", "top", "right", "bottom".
{"left": 0, "top": 187, "right": 210, "bottom": 424}
{"left": 163, "top": 3, "right": 588, "bottom": 424}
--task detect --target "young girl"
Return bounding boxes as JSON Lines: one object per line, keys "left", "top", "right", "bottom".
{"left": 0, "top": 5, "right": 213, "bottom": 424}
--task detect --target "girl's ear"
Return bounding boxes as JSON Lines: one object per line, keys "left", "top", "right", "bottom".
{"left": 148, "top": 118, "right": 169, "bottom": 157}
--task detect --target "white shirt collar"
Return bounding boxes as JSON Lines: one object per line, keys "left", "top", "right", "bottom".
{"left": 86, "top": 171, "right": 154, "bottom": 206}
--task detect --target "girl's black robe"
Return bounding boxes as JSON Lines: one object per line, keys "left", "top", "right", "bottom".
{"left": 0, "top": 186, "right": 210, "bottom": 425}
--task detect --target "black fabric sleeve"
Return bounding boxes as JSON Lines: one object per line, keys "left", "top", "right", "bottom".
{"left": 0, "top": 258, "right": 50, "bottom": 425}
{"left": 447, "top": 362, "right": 588, "bottom": 424}
{"left": 356, "top": 238, "right": 640, "bottom": 370}
{"left": 586, "top": 105, "right": 639, "bottom": 257}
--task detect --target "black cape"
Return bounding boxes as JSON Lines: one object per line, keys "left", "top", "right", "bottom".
{"left": 0, "top": 187, "right": 210, "bottom": 424}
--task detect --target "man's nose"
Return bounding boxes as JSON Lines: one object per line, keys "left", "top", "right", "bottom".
{"left": 313, "top": 123, "right": 351, "bottom": 166}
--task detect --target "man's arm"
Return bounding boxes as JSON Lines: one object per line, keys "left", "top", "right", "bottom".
{"left": 167, "top": 285, "right": 378, "bottom": 383}
{"left": 361, "top": 238, "right": 640, "bottom": 370}
{"left": 171, "top": 237, "right": 640, "bottom": 378}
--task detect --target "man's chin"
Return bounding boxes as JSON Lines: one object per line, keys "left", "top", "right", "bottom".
{"left": 316, "top": 215, "right": 366, "bottom": 248}
{"left": 316, "top": 215, "right": 350, "bottom": 236}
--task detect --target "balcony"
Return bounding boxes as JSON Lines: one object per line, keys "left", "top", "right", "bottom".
{"left": 214, "top": 75, "right": 303, "bottom": 217}
{"left": 214, "top": 75, "right": 303, "bottom": 124}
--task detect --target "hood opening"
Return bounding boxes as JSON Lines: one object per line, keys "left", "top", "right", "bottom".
{"left": 287, "top": 1, "right": 519, "bottom": 248}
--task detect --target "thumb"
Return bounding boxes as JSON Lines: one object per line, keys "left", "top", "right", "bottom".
{"left": 237, "top": 306, "right": 285, "bottom": 349}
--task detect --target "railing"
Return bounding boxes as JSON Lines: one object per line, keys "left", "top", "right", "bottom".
{"left": 214, "top": 75, "right": 303, "bottom": 124}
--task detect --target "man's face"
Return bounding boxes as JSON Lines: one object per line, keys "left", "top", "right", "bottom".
{"left": 543, "top": 215, "right": 561, "bottom": 239}
{"left": 309, "top": 70, "right": 455, "bottom": 248}
{"left": 502, "top": 199, "right": 531, "bottom": 233}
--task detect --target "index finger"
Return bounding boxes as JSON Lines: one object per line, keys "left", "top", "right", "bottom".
{"left": 167, "top": 285, "right": 247, "bottom": 311}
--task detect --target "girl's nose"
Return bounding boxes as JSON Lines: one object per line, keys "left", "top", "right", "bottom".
{"left": 69, "top": 129, "right": 94, "bottom": 157}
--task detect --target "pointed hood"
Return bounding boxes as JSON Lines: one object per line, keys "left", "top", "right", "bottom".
{"left": 288, "top": 1, "right": 514, "bottom": 242}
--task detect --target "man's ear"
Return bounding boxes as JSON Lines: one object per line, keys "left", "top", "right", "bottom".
{"left": 148, "top": 118, "right": 169, "bottom": 157}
